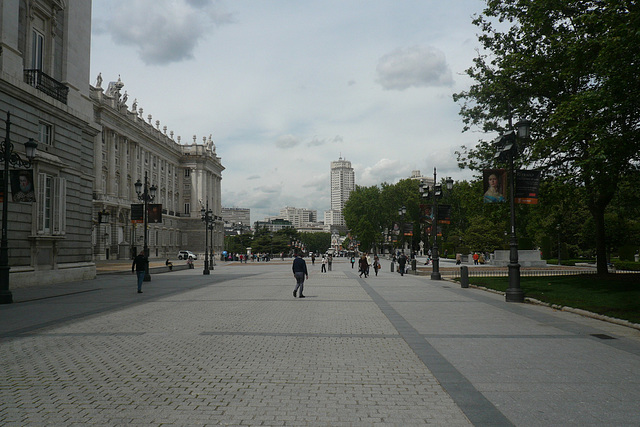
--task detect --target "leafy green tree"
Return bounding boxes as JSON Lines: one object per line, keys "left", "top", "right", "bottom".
{"left": 343, "top": 185, "right": 384, "bottom": 252}
{"left": 454, "top": 1, "right": 640, "bottom": 273}
{"left": 464, "top": 216, "right": 506, "bottom": 253}
{"left": 248, "top": 228, "right": 296, "bottom": 255}
{"left": 299, "top": 232, "right": 331, "bottom": 254}
{"left": 344, "top": 180, "right": 423, "bottom": 254}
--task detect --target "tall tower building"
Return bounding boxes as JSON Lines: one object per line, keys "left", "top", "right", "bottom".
{"left": 326, "top": 157, "right": 355, "bottom": 226}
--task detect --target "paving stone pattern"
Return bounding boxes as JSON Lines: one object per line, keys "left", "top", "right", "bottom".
{"left": 1, "top": 259, "right": 639, "bottom": 426}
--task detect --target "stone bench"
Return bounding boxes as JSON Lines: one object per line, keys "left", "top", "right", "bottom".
{"left": 491, "top": 250, "right": 547, "bottom": 267}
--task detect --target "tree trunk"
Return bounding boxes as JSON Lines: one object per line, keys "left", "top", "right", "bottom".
{"left": 591, "top": 203, "right": 609, "bottom": 275}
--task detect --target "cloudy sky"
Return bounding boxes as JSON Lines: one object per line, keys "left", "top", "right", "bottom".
{"left": 90, "top": 0, "right": 487, "bottom": 224}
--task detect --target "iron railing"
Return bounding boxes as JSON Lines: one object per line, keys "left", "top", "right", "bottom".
{"left": 442, "top": 268, "right": 634, "bottom": 279}
{"left": 24, "top": 69, "right": 69, "bottom": 104}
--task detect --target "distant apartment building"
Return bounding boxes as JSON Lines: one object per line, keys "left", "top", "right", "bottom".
{"left": 222, "top": 207, "right": 251, "bottom": 227}
{"left": 410, "top": 170, "right": 434, "bottom": 189}
{"left": 325, "top": 156, "right": 355, "bottom": 227}
{"left": 253, "top": 218, "right": 293, "bottom": 232}
{"left": 279, "top": 206, "right": 317, "bottom": 228}
{"left": 222, "top": 207, "right": 251, "bottom": 236}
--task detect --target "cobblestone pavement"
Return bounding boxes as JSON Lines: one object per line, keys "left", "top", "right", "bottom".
{"left": 1, "top": 258, "right": 639, "bottom": 426}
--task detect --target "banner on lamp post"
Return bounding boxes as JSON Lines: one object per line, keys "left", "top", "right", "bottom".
{"left": 437, "top": 204, "right": 451, "bottom": 224}
{"left": 420, "top": 204, "right": 433, "bottom": 223}
{"left": 483, "top": 169, "right": 507, "bottom": 203}
{"left": 148, "top": 204, "right": 163, "bottom": 223}
{"left": 10, "top": 170, "right": 36, "bottom": 202}
{"left": 130, "top": 204, "right": 144, "bottom": 223}
{"left": 515, "top": 170, "right": 541, "bottom": 204}
{"left": 403, "top": 223, "right": 413, "bottom": 236}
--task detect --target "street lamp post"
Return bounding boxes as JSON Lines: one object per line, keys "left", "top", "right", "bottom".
{"left": 494, "top": 119, "right": 531, "bottom": 303}
{"left": 419, "top": 182, "right": 431, "bottom": 258}
{"left": 134, "top": 171, "right": 157, "bottom": 282}
{"left": 427, "top": 168, "right": 453, "bottom": 281}
{"left": 0, "top": 112, "right": 38, "bottom": 304}
{"left": 398, "top": 206, "right": 406, "bottom": 254}
{"left": 200, "top": 202, "right": 213, "bottom": 275}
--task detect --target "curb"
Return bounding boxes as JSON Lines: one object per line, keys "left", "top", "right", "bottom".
{"left": 442, "top": 278, "right": 640, "bottom": 332}
{"left": 97, "top": 264, "right": 191, "bottom": 276}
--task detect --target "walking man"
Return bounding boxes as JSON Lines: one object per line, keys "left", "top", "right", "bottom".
{"left": 292, "top": 251, "right": 309, "bottom": 298}
{"left": 398, "top": 252, "right": 407, "bottom": 276}
{"left": 132, "top": 250, "right": 148, "bottom": 293}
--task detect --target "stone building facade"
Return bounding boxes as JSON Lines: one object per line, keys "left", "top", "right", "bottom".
{"left": 0, "top": 0, "right": 99, "bottom": 289}
{"left": 90, "top": 76, "right": 224, "bottom": 262}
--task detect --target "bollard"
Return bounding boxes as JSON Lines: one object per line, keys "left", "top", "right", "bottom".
{"left": 460, "top": 266, "right": 469, "bottom": 288}
{"left": 391, "top": 262, "right": 395, "bottom": 272}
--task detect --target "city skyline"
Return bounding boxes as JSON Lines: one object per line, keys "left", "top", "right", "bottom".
{"left": 91, "top": 0, "right": 484, "bottom": 224}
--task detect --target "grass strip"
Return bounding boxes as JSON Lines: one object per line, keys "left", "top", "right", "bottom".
{"left": 465, "top": 274, "right": 640, "bottom": 324}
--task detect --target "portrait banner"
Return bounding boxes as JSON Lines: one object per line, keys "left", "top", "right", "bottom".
{"left": 515, "top": 170, "right": 541, "bottom": 204}
{"left": 148, "top": 204, "right": 163, "bottom": 223}
{"left": 420, "top": 204, "right": 433, "bottom": 223}
{"left": 11, "top": 170, "right": 36, "bottom": 203}
{"left": 483, "top": 169, "right": 507, "bottom": 203}
{"left": 393, "top": 222, "right": 400, "bottom": 236}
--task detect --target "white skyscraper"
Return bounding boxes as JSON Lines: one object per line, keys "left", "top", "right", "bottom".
{"left": 326, "top": 157, "right": 355, "bottom": 226}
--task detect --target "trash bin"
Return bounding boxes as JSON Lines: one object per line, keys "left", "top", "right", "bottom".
{"left": 460, "top": 266, "right": 469, "bottom": 288}
{"left": 391, "top": 262, "right": 395, "bottom": 272}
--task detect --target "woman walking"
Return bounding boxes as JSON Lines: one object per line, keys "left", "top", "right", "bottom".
{"left": 358, "top": 255, "right": 369, "bottom": 278}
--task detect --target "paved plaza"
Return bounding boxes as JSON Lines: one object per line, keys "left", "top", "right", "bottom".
{"left": 1, "top": 257, "right": 639, "bottom": 426}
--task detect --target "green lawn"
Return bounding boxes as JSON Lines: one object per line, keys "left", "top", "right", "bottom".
{"left": 464, "top": 274, "right": 640, "bottom": 325}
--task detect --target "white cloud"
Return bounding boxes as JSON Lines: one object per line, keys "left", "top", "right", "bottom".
{"left": 376, "top": 46, "right": 454, "bottom": 90}
{"left": 358, "top": 159, "right": 411, "bottom": 187}
{"left": 95, "top": 0, "right": 232, "bottom": 65}
{"left": 275, "top": 134, "right": 301, "bottom": 149}
{"left": 91, "top": 0, "right": 484, "bottom": 225}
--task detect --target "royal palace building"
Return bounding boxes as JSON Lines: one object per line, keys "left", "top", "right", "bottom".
{"left": 90, "top": 75, "right": 224, "bottom": 263}
{"left": 0, "top": 1, "right": 224, "bottom": 295}
{"left": 0, "top": 0, "right": 98, "bottom": 290}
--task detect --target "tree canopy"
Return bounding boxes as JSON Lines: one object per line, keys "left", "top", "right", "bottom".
{"left": 453, "top": 0, "right": 640, "bottom": 273}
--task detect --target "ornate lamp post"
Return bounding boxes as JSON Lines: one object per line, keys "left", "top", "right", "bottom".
{"left": 0, "top": 112, "right": 38, "bottom": 304}
{"left": 200, "top": 202, "right": 213, "bottom": 275}
{"left": 419, "top": 181, "right": 431, "bottom": 258}
{"left": 494, "top": 119, "right": 531, "bottom": 302}
{"left": 134, "top": 171, "right": 157, "bottom": 282}
{"left": 427, "top": 168, "right": 453, "bottom": 280}
{"left": 398, "top": 206, "right": 406, "bottom": 254}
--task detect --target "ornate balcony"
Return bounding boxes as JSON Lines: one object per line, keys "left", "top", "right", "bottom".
{"left": 24, "top": 69, "right": 69, "bottom": 104}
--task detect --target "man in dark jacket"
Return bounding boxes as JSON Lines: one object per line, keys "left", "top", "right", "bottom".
{"left": 292, "top": 252, "right": 309, "bottom": 298}
{"left": 398, "top": 253, "right": 407, "bottom": 276}
{"left": 132, "top": 250, "right": 148, "bottom": 293}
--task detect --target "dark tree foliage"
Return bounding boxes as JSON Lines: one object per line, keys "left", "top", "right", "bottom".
{"left": 299, "top": 232, "right": 331, "bottom": 254}
{"left": 454, "top": 0, "right": 640, "bottom": 273}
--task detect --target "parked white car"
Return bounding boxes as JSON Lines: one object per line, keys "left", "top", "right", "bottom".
{"left": 178, "top": 250, "right": 197, "bottom": 260}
